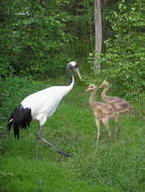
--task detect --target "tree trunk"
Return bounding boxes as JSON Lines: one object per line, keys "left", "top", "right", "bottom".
{"left": 94, "top": 0, "right": 102, "bottom": 72}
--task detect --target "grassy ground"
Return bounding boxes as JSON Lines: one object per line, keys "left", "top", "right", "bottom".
{"left": 0, "top": 77, "right": 145, "bottom": 192}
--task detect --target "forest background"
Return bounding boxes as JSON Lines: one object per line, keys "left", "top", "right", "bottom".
{"left": 0, "top": 0, "right": 145, "bottom": 95}
{"left": 0, "top": 0, "right": 145, "bottom": 192}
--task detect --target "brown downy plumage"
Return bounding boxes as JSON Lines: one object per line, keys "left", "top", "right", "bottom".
{"left": 86, "top": 84, "right": 117, "bottom": 146}
{"left": 99, "top": 80, "right": 132, "bottom": 114}
{"left": 99, "top": 80, "right": 132, "bottom": 136}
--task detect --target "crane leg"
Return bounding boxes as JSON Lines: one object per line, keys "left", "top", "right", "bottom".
{"left": 115, "top": 115, "right": 120, "bottom": 137}
{"left": 36, "top": 125, "right": 69, "bottom": 158}
{"left": 102, "top": 118, "right": 111, "bottom": 142}
{"left": 95, "top": 119, "right": 100, "bottom": 148}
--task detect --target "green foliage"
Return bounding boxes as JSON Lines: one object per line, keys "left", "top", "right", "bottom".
{"left": 0, "top": 0, "right": 94, "bottom": 78}
{"left": 0, "top": 0, "right": 75, "bottom": 77}
{"left": 0, "top": 77, "right": 145, "bottom": 192}
{"left": 87, "top": 0, "right": 145, "bottom": 97}
{"left": 0, "top": 1, "right": 145, "bottom": 189}
{"left": 101, "top": 0, "right": 145, "bottom": 96}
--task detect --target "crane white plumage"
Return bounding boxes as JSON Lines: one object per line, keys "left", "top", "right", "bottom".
{"left": 7, "top": 61, "right": 82, "bottom": 157}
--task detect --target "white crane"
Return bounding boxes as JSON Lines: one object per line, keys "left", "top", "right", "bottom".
{"left": 7, "top": 61, "right": 82, "bottom": 157}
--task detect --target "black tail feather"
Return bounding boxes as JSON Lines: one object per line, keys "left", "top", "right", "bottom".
{"left": 7, "top": 109, "right": 16, "bottom": 135}
{"left": 7, "top": 105, "right": 32, "bottom": 139}
{"left": 7, "top": 119, "right": 13, "bottom": 133}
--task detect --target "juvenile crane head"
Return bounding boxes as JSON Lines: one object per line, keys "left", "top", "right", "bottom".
{"left": 85, "top": 84, "right": 97, "bottom": 92}
{"left": 99, "top": 80, "right": 109, "bottom": 89}
{"left": 66, "top": 61, "right": 82, "bottom": 81}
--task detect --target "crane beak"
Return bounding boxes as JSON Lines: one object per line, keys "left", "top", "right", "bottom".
{"left": 98, "top": 84, "right": 102, "bottom": 89}
{"left": 85, "top": 88, "right": 90, "bottom": 92}
{"left": 98, "top": 82, "right": 104, "bottom": 89}
{"left": 75, "top": 68, "right": 82, "bottom": 81}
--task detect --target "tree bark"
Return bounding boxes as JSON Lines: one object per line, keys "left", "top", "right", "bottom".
{"left": 94, "top": 0, "right": 102, "bottom": 72}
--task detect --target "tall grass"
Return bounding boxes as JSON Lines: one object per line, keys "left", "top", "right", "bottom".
{"left": 0, "top": 77, "right": 145, "bottom": 192}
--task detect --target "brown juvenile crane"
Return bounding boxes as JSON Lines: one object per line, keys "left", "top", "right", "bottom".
{"left": 86, "top": 84, "right": 117, "bottom": 146}
{"left": 99, "top": 80, "right": 132, "bottom": 135}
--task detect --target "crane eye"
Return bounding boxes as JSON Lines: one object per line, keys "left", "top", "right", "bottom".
{"left": 90, "top": 85, "right": 94, "bottom": 89}
{"left": 71, "top": 64, "right": 78, "bottom": 70}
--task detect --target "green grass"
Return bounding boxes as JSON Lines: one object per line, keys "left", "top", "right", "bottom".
{"left": 0, "top": 77, "right": 145, "bottom": 192}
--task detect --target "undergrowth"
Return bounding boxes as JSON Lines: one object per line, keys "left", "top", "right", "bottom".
{"left": 0, "top": 77, "right": 145, "bottom": 192}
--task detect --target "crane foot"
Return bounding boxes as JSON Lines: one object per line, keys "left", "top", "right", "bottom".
{"left": 56, "top": 148, "right": 70, "bottom": 157}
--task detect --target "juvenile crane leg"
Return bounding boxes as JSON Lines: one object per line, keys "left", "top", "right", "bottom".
{"left": 115, "top": 115, "right": 120, "bottom": 137}
{"left": 36, "top": 125, "right": 69, "bottom": 158}
{"left": 95, "top": 119, "right": 100, "bottom": 148}
{"left": 102, "top": 118, "right": 112, "bottom": 142}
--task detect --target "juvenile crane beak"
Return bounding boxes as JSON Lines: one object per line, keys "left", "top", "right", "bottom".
{"left": 75, "top": 68, "right": 82, "bottom": 81}
{"left": 98, "top": 84, "right": 102, "bottom": 89}
{"left": 98, "top": 80, "right": 108, "bottom": 89}
{"left": 98, "top": 82, "right": 104, "bottom": 89}
{"left": 85, "top": 87, "right": 90, "bottom": 92}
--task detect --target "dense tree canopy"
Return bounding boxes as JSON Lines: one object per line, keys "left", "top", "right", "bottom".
{"left": 0, "top": 0, "right": 145, "bottom": 94}
{"left": 0, "top": 1, "right": 145, "bottom": 191}
{"left": 101, "top": 0, "right": 145, "bottom": 95}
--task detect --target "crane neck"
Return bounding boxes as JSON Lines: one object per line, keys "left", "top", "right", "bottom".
{"left": 63, "top": 75, "right": 75, "bottom": 96}
{"left": 68, "top": 75, "right": 74, "bottom": 85}
{"left": 89, "top": 89, "right": 97, "bottom": 108}
{"left": 101, "top": 87, "right": 109, "bottom": 101}
{"left": 68, "top": 75, "right": 75, "bottom": 88}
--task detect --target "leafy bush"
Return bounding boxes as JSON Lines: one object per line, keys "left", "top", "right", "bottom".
{"left": 0, "top": 1, "right": 75, "bottom": 77}
{"left": 88, "top": 0, "right": 145, "bottom": 97}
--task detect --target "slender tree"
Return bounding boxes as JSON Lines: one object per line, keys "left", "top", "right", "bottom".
{"left": 94, "top": 0, "right": 102, "bottom": 72}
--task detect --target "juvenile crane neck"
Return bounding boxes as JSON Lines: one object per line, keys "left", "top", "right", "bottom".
{"left": 89, "top": 89, "right": 97, "bottom": 108}
{"left": 101, "top": 87, "right": 109, "bottom": 101}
